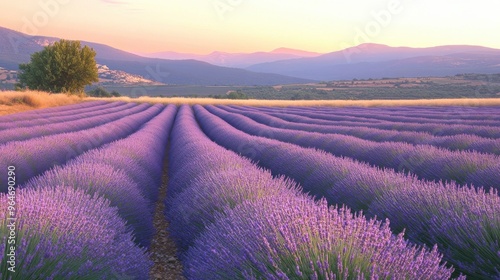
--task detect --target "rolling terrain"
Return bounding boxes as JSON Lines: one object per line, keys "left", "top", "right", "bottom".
{"left": 0, "top": 26, "right": 312, "bottom": 86}
{"left": 3, "top": 26, "right": 500, "bottom": 85}
{"left": 247, "top": 43, "right": 500, "bottom": 80}
{"left": 141, "top": 47, "right": 321, "bottom": 68}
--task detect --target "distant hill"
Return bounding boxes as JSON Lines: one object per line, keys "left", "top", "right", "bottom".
{"left": 246, "top": 43, "right": 500, "bottom": 80}
{"left": 4, "top": 25, "right": 500, "bottom": 84}
{"left": 141, "top": 48, "right": 321, "bottom": 68}
{"left": 0, "top": 26, "right": 313, "bottom": 85}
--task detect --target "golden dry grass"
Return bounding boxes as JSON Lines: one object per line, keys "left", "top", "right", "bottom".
{"left": 87, "top": 96, "right": 500, "bottom": 107}
{"left": 0, "top": 90, "right": 82, "bottom": 116}
{"left": 1, "top": 90, "right": 498, "bottom": 117}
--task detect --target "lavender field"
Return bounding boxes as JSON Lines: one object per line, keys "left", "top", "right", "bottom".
{"left": 1, "top": 101, "right": 499, "bottom": 279}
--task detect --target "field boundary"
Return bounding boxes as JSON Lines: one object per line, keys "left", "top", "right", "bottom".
{"left": 87, "top": 96, "right": 500, "bottom": 107}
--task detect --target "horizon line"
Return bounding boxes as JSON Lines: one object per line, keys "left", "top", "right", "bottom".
{"left": 1, "top": 25, "right": 498, "bottom": 56}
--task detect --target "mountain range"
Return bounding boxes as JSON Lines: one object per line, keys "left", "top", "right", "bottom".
{"left": 0, "top": 26, "right": 311, "bottom": 86}
{"left": 246, "top": 43, "right": 500, "bottom": 80}
{"left": 140, "top": 48, "right": 321, "bottom": 68}
{"left": 1, "top": 26, "right": 500, "bottom": 85}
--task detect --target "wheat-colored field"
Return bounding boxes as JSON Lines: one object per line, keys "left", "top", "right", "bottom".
{"left": 0, "top": 90, "right": 82, "bottom": 116}
{"left": 88, "top": 95, "right": 500, "bottom": 107}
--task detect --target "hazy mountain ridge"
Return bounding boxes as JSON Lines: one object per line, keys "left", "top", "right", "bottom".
{"left": 1, "top": 26, "right": 499, "bottom": 84}
{"left": 0, "top": 26, "right": 312, "bottom": 85}
{"left": 246, "top": 43, "right": 500, "bottom": 80}
{"left": 140, "top": 48, "right": 321, "bottom": 68}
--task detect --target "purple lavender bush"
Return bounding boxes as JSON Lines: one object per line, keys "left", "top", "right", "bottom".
{"left": 0, "top": 100, "right": 108, "bottom": 126}
{"left": 73, "top": 104, "right": 178, "bottom": 201}
{"left": 240, "top": 106, "right": 500, "bottom": 139}
{"left": 167, "top": 105, "right": 288, "bottom": 250}
{"left": 193, "top": 104, "right": 499, "bottom": 278}
{"left": 168, "top": 168, "right": 298, "bottom": 251}
{"left": 222, "top": 106, "right": 500, "bottom": 155}
{"left": 20, "top": 105, "right": 177, "bottom": 247}
{"left": 0, "top": 103, "right": 148, "bottom": 144}
{"left": 166, "top": 106, "right": 256, "bottom": 197}
{"left": 0, "top": 104, "right": 164, "bottom": 191}
{"left": 0, "top": 186, "right": 151, "bottom": 279}
{"left": 370, "top": 182, "right": 500, "bottom": 278}
{"left": 22, "top": 161, "right": 154, "bottom": 248}
{"left": 0, "top": 102, "right": 131, "bottom": 131}
{"left": 185, "top": 195, "right": 456, "bottom": 280}
{"left": 205, "top": 105, "right": 499, "bottom": 188}
{"left": 168, "top": 106, "right": 457, "bottom": 279}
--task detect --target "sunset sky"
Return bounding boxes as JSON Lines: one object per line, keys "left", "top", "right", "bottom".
{"left": 1, "top": 0, "right": 499, "bottom": 54}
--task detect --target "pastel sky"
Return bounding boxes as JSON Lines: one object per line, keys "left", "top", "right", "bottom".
{"left": 1, "top": 0, "right": 499, "bottom": 54}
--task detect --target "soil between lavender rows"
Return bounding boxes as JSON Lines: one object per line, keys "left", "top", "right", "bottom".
{"left": 149, "top": 149, "right": 185, "bottom": 280}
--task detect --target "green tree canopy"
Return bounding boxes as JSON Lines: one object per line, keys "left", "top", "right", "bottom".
{"left": 87, "top": 86, "right": 121, "bottom": 97}
{"left": 18, "top": 40, "right": 98, "bottom": 94}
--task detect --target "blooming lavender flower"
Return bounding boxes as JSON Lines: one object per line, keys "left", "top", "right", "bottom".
{"left": 168, "top": 105, "right": 455, "bottom": 279}
{"left": 0, "top": 102, "right": 129, "bottom": 131}
{"left": 73, "top": 104, "right": 178, "bottom": 201}
{"left": 22, "top": 161, "right": 154, "bottom": 248}
{"left": 0, "top": 100, "right": 109, "bottom": 127}
{"left": 168, "top": 168, "right": 298, "bottom": 251}
{"left": 167, "top": 106, "right": 277, "bottom": 249}
{"left": 193, "top": 104, "right": 499, "bottom": 278}
{"left": 240, "top": 105, "right": 500, "bottom": 127}
{"left": 0, "top": 103, "right": 149, "bottom": 144}
{"left": 0, "top": 186, "right": 151, "bottom": 279}
{"left": 0, "top": 104, "right": 164, "bottom": 192}
{"left": 21, "top": 104, "right": 177, "bottom": 247}
{"left": 222, "top": 105, "right": 500, "bottom": 155}
{"left": 185, "top": 195, "right": 455, "bottom": 280}
{"left": 373, "top": 181, "right": 500, "bottom": 278}
{"left": 237, "top": 105, "right": 500, "bottom": 139}
{"left": 205, "top": 105, "right": 500, "bottom": 188}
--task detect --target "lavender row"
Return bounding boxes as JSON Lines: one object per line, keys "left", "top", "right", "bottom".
{"left": 166, "top": 105, "right": 454, "bottom": 279}
{"left": 0, "top": 105, "right": 176, "bottom": 278}
{"left": 22, "top": 104, "right": 177, "bottom": 248}
{"left": 235, "top": 105, "right": 383, "bottom": 123}
{"left": 0, "top": 101, "right": 130, "bottom": 131}
{"left": 330, "top": 107, "right": 500, "bottom": 121}
{"left": 0, "top": 100, "right": 112, "bottom": 128}
{"left": 222, "top": 106, "right": 500, "bottom": 155}
{"left": 242, "top": 106, "right": 500, "bottom": 139}
{"left": 307, "top": 105, "right": 500, "bottom": 120}
{"left": 239, "top": 104, "right": 500, "bottom": 123}
{"left": 194, "top": 105, "right": 500, "bottom": 278}
{"left": 208, "top": 105, "right": 499, "bottom": 188}
{"left": 0, "top": 103, "right": 148, "bottom": 145}
{"left": 243, "top": 104, "right": 500, "bottom": 119}
{"left": 0, "top": 186, "right": 151, "bottom": 279}
{"left": 246, "top": 105, "right": 500, "bottom": 126}
{"left": 0, "top": 104, "right": 164, "bottom": 192}
{"left": 250, "top": 107, "right": 500, "bottom": 126}
{"left": 166, "top": 105, "right": 295, "bottom": 252}
{"left": 250, "top": 104, "right": 500, "bottom": 128}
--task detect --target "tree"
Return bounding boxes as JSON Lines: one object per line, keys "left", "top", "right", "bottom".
{"left": 87, "top": 86, "right": 121, "bottom": 98}
{"left": 18, "top": 40, "right": 98, "bottom": 94}
{"left": 226, "top": 90, "right": 248, "bottom": 99}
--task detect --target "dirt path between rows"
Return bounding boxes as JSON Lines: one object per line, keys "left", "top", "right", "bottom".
{"left": 149, "top": 149, "right": 185, "bottom": 280}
